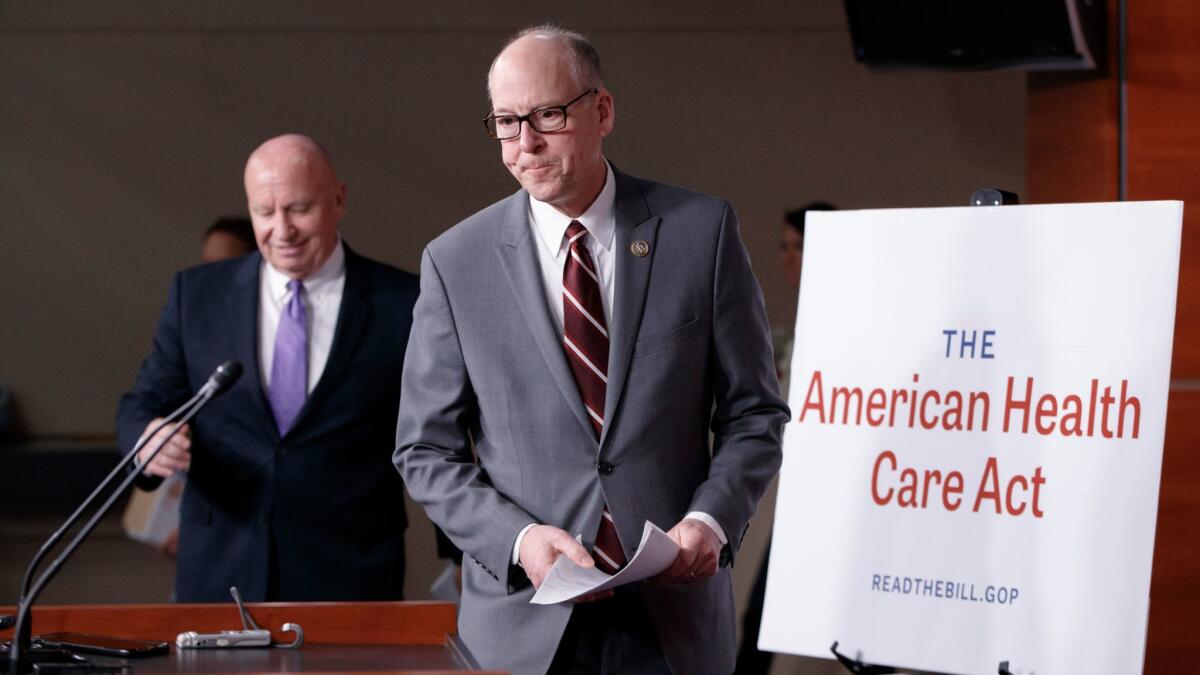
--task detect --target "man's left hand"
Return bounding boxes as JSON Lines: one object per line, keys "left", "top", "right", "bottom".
{"left": 650, "top": 518, "right": 721, "bottom": 585}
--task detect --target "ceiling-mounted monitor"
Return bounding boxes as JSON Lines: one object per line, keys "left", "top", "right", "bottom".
{"left": 844, "top": 0, "right": 1106, "bottom": 71}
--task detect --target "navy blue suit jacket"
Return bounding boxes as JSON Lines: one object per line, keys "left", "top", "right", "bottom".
{"left": 117, "top": 245, "right": 418, "bottom": 602}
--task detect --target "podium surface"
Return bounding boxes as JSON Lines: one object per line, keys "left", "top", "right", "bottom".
{"left": 2, "top": 601, "right": 504, "bottom": 673}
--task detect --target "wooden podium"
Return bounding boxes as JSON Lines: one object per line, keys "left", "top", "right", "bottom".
{"left": 2, "top": 601, "right": 505, "bottom": 673}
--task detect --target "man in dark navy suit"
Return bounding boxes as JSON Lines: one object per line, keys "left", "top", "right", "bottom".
{"left": 117, "top": 134, "right": 418, "bottom": 602}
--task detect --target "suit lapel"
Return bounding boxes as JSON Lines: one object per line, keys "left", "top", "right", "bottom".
{"left": 601, "top": 170, "right": 660, "bottom": 448}
{"left": 230, "top": 253, "right": 279, "bottom": 442}
{"left": 285, "top": 245, "right": 371, "bottom": 436}
{"left": 495, "top": 192, "right": 596, "bottom": 440}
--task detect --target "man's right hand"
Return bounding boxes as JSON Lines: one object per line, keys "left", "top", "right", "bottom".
{"left": 136, "top": 417, "right": 192, "bottom": 478}
{"left": 519, "top": 524, "right": 594, "bottom": 588}
{"left": 518, "top": 525, "right": 615, "bottom": 603}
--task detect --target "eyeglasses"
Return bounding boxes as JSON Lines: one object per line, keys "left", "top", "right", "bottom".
{"left": 483, "top": 89, "right": 598, "bottom": 141}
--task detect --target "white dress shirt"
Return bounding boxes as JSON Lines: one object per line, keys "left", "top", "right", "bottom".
{"left": 512, "top": 162, "right": 727, "bottom": 566}
{"left": 258, "top": 239, "right": 346, "bottom": 395}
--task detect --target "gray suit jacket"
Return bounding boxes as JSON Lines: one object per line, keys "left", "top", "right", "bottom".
{"left": 395, "top": 169, "right": 788, "bottom": 674}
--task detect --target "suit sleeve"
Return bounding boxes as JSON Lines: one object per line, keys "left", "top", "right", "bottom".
{"left": 115, "top": 272, "right": 193, "bottom": 491}
{"left": 687, "top": 202, "right": 790, "bottom": 561}
{"left": 394, "top": 248, "right": 537, "bottom": 591}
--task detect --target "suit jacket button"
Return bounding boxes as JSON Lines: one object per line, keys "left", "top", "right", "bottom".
{"left": 597, "top": 461, "right": 615, "bottom": 476}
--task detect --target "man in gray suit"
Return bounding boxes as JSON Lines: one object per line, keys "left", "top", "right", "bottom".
{"left": 395, "top": 25, "right": 788, "bottom": 674}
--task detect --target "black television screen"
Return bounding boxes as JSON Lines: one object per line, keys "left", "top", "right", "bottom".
{"left": 844, "top": 0, "right": 1104, "bottom": 70}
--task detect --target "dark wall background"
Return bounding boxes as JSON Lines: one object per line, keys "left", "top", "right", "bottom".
{"left": 0, "top": 1, "right": 1025, "bottom": 436}
{"left": 0, "top": 3, "right": 1026, "bottom": 674}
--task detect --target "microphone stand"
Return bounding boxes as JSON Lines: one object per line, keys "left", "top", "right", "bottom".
{"left": 18, "top": 391, "right": 204, "bottom": 602}
{"left": 6, "top": 362, "right": 241, "bottom": 673}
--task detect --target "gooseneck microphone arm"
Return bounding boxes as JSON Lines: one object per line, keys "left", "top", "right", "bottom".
{"left": 19, "top": 360, "right": 243, "bottom": 599}
{"left": 7, "top": 361, "right": 242, "bottom": 671}
{"left": 17, "top": 390, "right": 204, "bottom": 601}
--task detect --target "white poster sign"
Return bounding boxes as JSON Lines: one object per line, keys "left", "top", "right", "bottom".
{"left": 759, "top": 201, "right": 1183, "bottom": 675}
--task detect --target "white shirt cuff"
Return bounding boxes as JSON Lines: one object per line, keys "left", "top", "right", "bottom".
{"left": 512, "top": 522, "right": 538, "bottom": 566}
{"left": 684, "top": 511, "right": 728, "bottom": 545}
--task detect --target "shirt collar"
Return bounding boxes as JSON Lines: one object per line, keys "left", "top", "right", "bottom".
{"left": 263, "top": 237, "right": 346, "bottom": 302}
{"left": 530, "top": 160, "right": 616, "bottom": 259}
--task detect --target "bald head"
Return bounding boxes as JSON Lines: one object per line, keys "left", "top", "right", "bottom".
{"left": 488, "top": 25, "right": 604, "bottom": 99}
{"left": 245, "top": 134, "right": 336, "bottom": 187}
{"left": 244, "top": 134, "right": 346, "bottom": 279}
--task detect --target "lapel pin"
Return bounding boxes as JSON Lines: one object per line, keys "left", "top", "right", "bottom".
{"left": 630, "top": 240, "right": 650, "bottom": 257}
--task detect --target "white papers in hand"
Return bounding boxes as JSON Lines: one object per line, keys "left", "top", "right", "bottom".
{"left": 530, "top": 521, "right": 679, "bottom": 605}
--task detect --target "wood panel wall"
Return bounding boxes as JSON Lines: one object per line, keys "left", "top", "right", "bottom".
{"left": 1028, "top": 2, "right": 1199, "bottom": 672}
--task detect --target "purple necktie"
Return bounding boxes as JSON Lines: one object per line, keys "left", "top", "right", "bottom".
{"left": 269, "top": 279, "right": 307, "bottom": 434}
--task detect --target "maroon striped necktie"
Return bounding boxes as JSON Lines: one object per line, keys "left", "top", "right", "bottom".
{"left": 561, "top": 220, "right": 626, "bottom": 574}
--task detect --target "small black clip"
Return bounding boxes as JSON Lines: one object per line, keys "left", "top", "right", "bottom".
{"left": 969, "top": 189, "right": 1020, "bottom": 206}
{"left": 830, "top": 641, "right": 898, "bottom": 674}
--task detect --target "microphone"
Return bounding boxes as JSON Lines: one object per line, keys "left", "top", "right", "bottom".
{"left": 198, "top": 360, "right": 243, "bottom": 399}
{"left": 6, "top": 361, "right": 242, "bottom": 671}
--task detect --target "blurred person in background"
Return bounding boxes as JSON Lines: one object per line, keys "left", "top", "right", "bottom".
{"left": 118, "top": 134, "right": 418, "bottom": 602}
{"left": 200, "top": 216, "right": 256, "bottom": 263}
